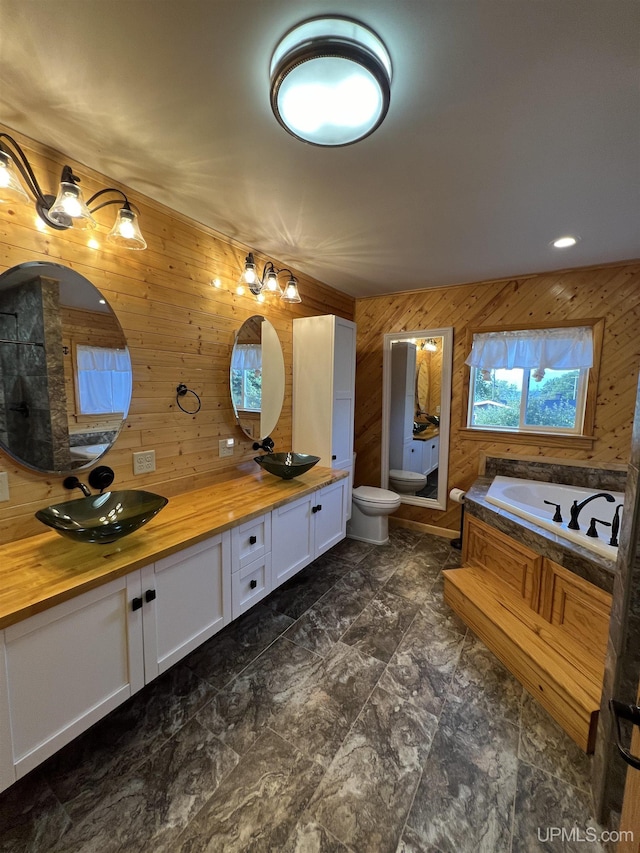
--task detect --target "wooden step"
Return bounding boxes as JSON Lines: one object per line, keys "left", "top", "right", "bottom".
{"left": 443, "top": 565, "right": 604, "bottom": 753}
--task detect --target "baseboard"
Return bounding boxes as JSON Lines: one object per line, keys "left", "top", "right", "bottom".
{"left": 389, "top": 517, "right": 459, "bottom": 540}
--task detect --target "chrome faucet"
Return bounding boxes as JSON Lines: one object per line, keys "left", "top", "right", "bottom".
{"left": 567, "top": 492, "right": 615, "bottom": 530}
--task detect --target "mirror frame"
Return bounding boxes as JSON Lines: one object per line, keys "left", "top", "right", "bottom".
{"left": 230, "top": 315, "right": 285, "bottom": 441}
{"left": 0, "top": 261, "right": 131, "bottom": 475}
{"left": 381, "top": 327, "right": 453, "bottom": 510}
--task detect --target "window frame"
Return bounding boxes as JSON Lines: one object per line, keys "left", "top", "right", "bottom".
{"left": 461, "top": 319, "right": 604, "bottom": 445}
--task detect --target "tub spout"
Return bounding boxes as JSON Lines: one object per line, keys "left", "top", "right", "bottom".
{"left": 568, "top": 492, "right": 615, "bottom": 531}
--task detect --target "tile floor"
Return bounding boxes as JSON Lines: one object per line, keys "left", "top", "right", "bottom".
{"left": 0, "top": 528, "right": 609, "bottom": 852}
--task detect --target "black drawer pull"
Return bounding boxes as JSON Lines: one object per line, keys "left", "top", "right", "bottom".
{"left": 610, "top": 699, "right": 640, "bottom": 770}
{"left": 249, "top": 535, "right": 257, "bottom": 545}
{"left": 145, "top": 589, "right": 157, "bottom": 603}
{"left": 332, "top": 455, "right": 337, "bottom": 460}
{"left": 316, "top": 504, "right": 322, "bottom": 512}
{"left": 132, "top": 597, "right": 143, "bottom": 612}
{"left": 250, "top": 579, "right": 258, "bottom": 589}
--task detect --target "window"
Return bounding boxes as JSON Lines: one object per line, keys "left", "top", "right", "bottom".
{"left": 230, "top": 344, "right": 262, "bottom": 412}
{"left": 466, "top": 326, "right": 593, "bottom": 435}
{"left": 76, "top": 345, "right": 131, "bottom": 416}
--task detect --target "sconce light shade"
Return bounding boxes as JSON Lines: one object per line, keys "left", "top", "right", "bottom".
{"left": 280, "top": 276, "right": 302, "bottom": 303}
{"left": 0, "top": 150, "right": 29, "bottom": 203}
{"left": 47, "top": 179, "right": 97, "bottom": 230}
{"left": 270, "top": 17, "right": 392, "bottom": 147}
{"left": 107, "top": 205, "right": 147, "bottom": 249}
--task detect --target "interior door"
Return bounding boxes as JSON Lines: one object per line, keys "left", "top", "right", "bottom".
{"left": 618, "top": 677, "right": 640, "bottom": 852}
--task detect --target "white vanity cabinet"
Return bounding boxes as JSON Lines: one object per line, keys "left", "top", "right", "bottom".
{"left": 0, "top": 531, "right": 232, "bottom": 785}
{"left": 292, "top": 315, "right": 356, "bottom": 502}
{"left": 0, "top": 574, "right": 144, "bottom": 782}
{"left": 272, "top": 477, "right": 349, "bottom": 586}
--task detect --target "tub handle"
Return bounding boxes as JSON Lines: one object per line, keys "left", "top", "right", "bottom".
{"left": 543, "top": 500, "right": 563, "bottom": 523}
{"left": 586, "top": 517, "right": 611, "bottom": 538}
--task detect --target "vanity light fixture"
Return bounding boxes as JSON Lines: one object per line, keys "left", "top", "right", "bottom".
{"left": 270, "top": 16, "right": 392, "bottom": 147}
{"left": 238, "top": 253, "right": 302, "bottom": 304}
{"left": 0, "top": 133, "right": 147, "bottom": 249}
{"left": 422, "top": 339, "right": 438, "bottom": 352}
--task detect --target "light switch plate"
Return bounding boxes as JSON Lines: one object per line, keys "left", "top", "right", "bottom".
{"left": 133, "top": 450, "right": 156, "bottom": 475}
{"left": 219, "top": 438, "right": 234, "bottom": 458}
{"left": 0, "top": 472, "right": 9, "bottom": 501}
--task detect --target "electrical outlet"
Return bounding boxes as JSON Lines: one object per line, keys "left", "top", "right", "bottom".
{"left": 218, "top": 438, "right": 234, "bottom": 458}
{"left": 133, "top": 450, "right": 156, "bottom": 475}
{"left": 0, "top": 472, "right": 9, "bottom": 502}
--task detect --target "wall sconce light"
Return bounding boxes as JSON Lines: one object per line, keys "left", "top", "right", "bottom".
{"left": 422, "top": 339, "right": 438, "bottom": 352}
{"left": 270, "top": 16, "right": 392, "bottom": 147}
{"left": 0, "top": 133, "right": 147, "bottom": 249}
{"left": 238, "top": 252, "right": 302, "bottom": 303}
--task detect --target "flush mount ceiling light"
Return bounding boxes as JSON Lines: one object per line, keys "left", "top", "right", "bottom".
{"left": 0, "top": 133, "right": 147, "bottom": 249}
{"left": 270, "top": 16, "right": 392, "bottom": 147}
{"left": 552, "top": 235, "right": 579, "bottom": 249}
{"left": 238, "top": 252, "right": 302, "bottom": 303}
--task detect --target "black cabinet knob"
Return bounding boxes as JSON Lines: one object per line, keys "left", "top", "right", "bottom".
{"left": 132, "top": 597, "right": 143, "bottom": 611}
{"left": 249, "top": 535, "right": 257, "bottom": 545}
{"left": 332, "top": 455, "right": 337, "bottom": 460}
{"left": 250, "top": 579, "right": 258, "bottom": 589}
{"left": 145, "top": 589, "right": 157, "bottom": 603}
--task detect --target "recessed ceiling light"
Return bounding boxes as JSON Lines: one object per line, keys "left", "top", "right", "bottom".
{"left": 270, "top": 17, "right": 392, "bottom": 147}
{"left": 552, "top": 236, "right": 579, "bottom": 249}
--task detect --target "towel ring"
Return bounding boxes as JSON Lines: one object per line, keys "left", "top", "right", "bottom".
{"left": 176, "top": 383, "right": 201, "bottom": 414}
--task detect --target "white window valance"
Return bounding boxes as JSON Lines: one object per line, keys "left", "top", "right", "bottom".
{"left": 231, "top": 344, "right": 261, "bottom": 372}
{"left": 465, "top": 327, "right": 593, "bottom": 371}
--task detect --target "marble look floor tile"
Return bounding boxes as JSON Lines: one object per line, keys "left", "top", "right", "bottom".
{"left": 411, "top": 535, "right": 455, "bottom": 562}
{"left": 328, "top": 536, "right": 375, "bottom": 566}
{"left": 449, "top": 632, "right": 524, "bottom": 726}
{"left": 512, "top": 762, "right": 606, "bottom": 852}
{"left": 441, "top": 548, "right": 463, "bottom": 569}
{"left": 265, "top": 556, "right": 348, "bottom": 619}
{"left": 519, "top": 692, "right": 592, "bottom": 793}
{"left": 43, "top": 663, "right": 216, "bottom": 809}
{"left": 282, "top": 819, "right": 352, "bottom": 853}
{"left": 0, "top": 772, "right": 70, "bottom": 853}
{"left": 270, "top": 642, "right": 386, "bottom": 767}
{"left": 308, "top": 686, "right": 438, "bottom": 853}
{"left": 196, "top": 636, "right": 322, "bottom": 755}
{"left": 173, "top": 728, "right": 325, "bottom": 853}
{"left": 183, "top": 603, "right": 294, "bottom": 688}
{"left": 51, "top": 718, "right": 239, "bottom": 853}
{"left": 405, "top": 693, "right": 519, "bottom": 853}
{"left": 340, "top": 589, "right": 419, "bottom": 662}
{"left": 378, "top": 607, "right": 466, "bottom": 716}
{"left": 283, "top": 574, "right": 375, "bottom": 657}
{"left": 383, "top": 555, "right": 443, "bottom": 605}
{"left": 396, "top": 825, "right": 445, "bottom": 852}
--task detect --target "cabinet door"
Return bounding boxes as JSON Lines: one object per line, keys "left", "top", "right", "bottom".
{"left": 272, "top": 493, "right": 314, "bottom": 586}
{"left": 314, "top": 479, "right": 348, "bottom": 556}
{"left": 3, "top": 574, "right": 144, "bottom": 779}
{"left": 142, "top": 532, "right": 231, "bottom": 680}
{"left": 539, "top": 558, "right": 612, "bottom": 665}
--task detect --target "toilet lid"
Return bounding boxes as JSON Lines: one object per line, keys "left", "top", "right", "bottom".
{"left": 353, "top": 485, "right": 400, "bottom": 504}
{"left": 389, "top": 469, "right": 426, "bottom": 482}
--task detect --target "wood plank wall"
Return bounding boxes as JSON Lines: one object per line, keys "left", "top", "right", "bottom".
{"left": 0, "top": 127, "right": 354, "bottom": 543}
{"left": 354, "top": 264, "right": 640, "bottom": 533}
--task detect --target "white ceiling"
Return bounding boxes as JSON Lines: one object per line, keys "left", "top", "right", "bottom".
{"left": 0, "top": 0, "right": 638, "bottom": 298}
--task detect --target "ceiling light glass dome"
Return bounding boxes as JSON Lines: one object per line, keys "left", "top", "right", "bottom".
{"left": 270, "top": 17, "right": 392, "bottom": 147}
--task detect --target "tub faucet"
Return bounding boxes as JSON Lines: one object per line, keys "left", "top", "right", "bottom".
{"left": 567, "top": 492, "right": 615, "bottom": 530}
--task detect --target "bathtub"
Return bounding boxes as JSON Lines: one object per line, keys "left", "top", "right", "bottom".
{"left": 485, "top": 475, "right": 624, "bottom": 560}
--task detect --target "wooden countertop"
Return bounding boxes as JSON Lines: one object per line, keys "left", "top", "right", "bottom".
{"left": 412, "top": 427, "right": 439, "bottom": 441}
{"left": 0, "top": 466, "right": 347, "bottom": 630}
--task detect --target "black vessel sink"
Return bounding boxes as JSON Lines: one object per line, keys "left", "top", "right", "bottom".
{"left": 36, "top": 490, "right": 168, "bottom": 544}
{"left": 254, "top": 452, "right": 320, "bottom": 480}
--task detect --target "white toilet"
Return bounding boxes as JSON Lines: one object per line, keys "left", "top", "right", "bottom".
{"left": 347, "top": 485, "right": 401, "bottom": 545}
{"left": 389, "top": 469, "right": 428, "bottom": 494}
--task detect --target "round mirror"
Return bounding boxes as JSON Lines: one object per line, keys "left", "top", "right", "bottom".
{"left": 0, "top": 262, "right": 132, "bottom": 474}
{"left": 230, "top": 315, "right": 284, "bottom": 440}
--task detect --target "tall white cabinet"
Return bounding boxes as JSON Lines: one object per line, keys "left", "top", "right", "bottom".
{"left": 389, "top": 341, "right": 417, "bottom": 471}
{"left": 292, "top": 315, "right": 356, "bottom": 500}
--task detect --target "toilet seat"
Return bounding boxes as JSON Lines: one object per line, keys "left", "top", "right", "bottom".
{"left": 389, "top": 469, "right": 426, "bottom": 484}
{"left": 353, "top": 485, "right": 400, "bottom": 506}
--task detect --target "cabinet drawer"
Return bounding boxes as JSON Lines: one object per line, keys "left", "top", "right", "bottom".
{"left": 231, "top": 514, "right": 271, "bottom": 571}
{"left": 463, "top": 515, "right": 541, "bottom": 609}
{"left": 232, "top": 554, "right": 272, "bottom": 618}
{"left": 539, "top": 558, "right": 612, "bottom": 665}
